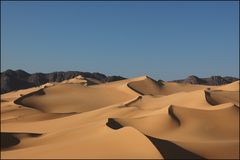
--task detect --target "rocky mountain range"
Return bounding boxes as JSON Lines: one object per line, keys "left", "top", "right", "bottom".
{"left": 1, "top": 70, "right": 239, "bottom": 94}
{"left": 1, "top": 69, "right": 125, "bottom": 94}
{"left": 172, "top": 75, "right": 239, "bottom": 86}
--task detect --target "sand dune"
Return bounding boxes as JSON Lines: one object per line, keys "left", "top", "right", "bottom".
{"left": 14, "top": 84, "right": 135, "bottom": 113}
{"left": 216, "top": 80, "right": 239, "bottom": 91}
{"left": 1, "top": 75, "right": 239, "bottom": 159}
{"left": 127, "top": 76, "right": 163, "bottom": 95}
{"left": 208, "top": 90, "right": 239, "bottom": 106}
{"left": 159, "top": 81, "right": 208, "bottom": 95}
{"left": 126, "top": 89, "right": 214, "bottom": 110}
{"left": 112, "top": 103, "right": 239, "bottom": 159}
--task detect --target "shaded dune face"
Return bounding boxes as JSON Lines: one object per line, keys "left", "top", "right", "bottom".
{"left": 208, "top": 90, "right": 239, "bottom": 106}
{"left": 1, "top": 76, "right": 239, "bottom": 159}
{"left": 146, "top": 136, "right": 205, "bottom": 160}
{"left": 1, "top": 133, "right": 20, "bottom": 149}
{"left": 1, "top": 132, "right": 42, "bottom": 150}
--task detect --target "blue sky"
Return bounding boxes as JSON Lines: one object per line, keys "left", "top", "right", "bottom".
{"left": 1, "top": 1, "right": 239, "bottom": 80}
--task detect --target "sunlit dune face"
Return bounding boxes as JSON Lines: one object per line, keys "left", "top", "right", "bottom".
{"left": 17, "top": 83, "right": 136, "bottom": 113}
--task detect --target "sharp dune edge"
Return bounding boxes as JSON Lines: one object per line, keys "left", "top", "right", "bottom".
{"left": 1, "top": 76, "right": 239, "bottom": 159}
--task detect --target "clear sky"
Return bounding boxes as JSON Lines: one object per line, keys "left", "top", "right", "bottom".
{"left": 1, "top": 1, "right": 239, "bottom": 80}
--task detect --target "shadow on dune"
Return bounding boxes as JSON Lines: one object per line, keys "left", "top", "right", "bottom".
{"left": 127, "top": 83, "right": 144, "bottom": 95}
{"left": 1, "top": 132, "right": 42, "bottom": 150}
{"left": 13, "top": 89, "right": 49, "bottom": 112}
{"left": 204, "top": 90, "right": 219, "bottom": 105}
{"left": 208, "top": 90, "right": 240, "bottom": 107}
{"left": 106, "top": 118, "right": 123, "bottom": 129}
{"left": 106, "top": 118, "right": 205, "bottom": 159}
{"left": 1, "top": 133, "right": 20, "bottom": 149}
{"left": 119, "top": 96, "right": 143, "bottom": 108}
{"left": 14, "top": 88, "right": 45, "bottom": 106}
{"left": 146, "top": 136, "right": 205, "bottom": 159}
{"left": 168, "top": 105, "right": 181, "bottom": 125}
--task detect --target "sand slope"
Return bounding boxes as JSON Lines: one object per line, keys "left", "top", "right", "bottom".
{"left": 1, "top": 76, "right": 239, "bottom": 159}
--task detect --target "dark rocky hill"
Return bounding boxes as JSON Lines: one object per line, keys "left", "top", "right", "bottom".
{"left": 171, "top": 75, "right": 239, "bottom": 85}
{"left": 1, "top": 69, "right": 126, "bottom": 94}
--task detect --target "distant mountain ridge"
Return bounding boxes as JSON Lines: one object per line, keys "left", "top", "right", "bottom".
{"left": 1, "top": 70, "right": 239, "bottom": 94}
{"left": 172, "top": 75, "right": 239, "bottom": 85}
{"left": 1, "top": 69, "right": 126, "bottom": 94}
